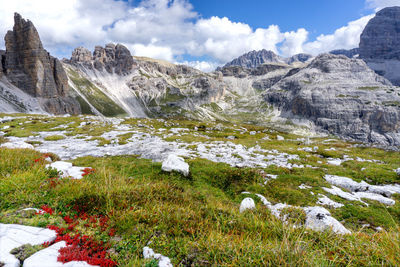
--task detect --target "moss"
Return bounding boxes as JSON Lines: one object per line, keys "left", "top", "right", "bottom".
{"left": 10, "top": 244, "right": 44, "bottom": 262}
{"left": 44, "top": 135, "right": 65, "bottom": 141}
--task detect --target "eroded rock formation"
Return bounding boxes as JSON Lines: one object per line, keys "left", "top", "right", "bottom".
{"left": 3, "top": 13, "right": 80, "bottom": 114}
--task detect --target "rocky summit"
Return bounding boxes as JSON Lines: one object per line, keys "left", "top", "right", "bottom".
{"left": 2, "top": 13, "right": 80, "bottom": 115}
{"left": 360, "top": 6, "right": 400, "bottom": 85}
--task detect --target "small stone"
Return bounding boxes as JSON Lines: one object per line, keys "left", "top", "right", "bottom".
{"left": 239, "top": 198, "right": 256, "bottom": 213}
{"left": 161, "top": 154, "right": 189, "bottom": 176}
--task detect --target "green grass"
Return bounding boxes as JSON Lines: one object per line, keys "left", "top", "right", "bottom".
{"left": 1, "top": 115, "right": 400, "bottom": 265}
{"left": 0, "top": 146, "right": 400, "bottom": 266}
{"left": 44, "top": 135, "right": 66, "bottom": 141}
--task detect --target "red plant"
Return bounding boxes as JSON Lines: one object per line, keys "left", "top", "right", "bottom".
{"left": 46, "top": 225, "right": 117, "bottom": 267}
{"left": 41, "top": 205, "right": 117, "bottom": 267}
{"left": 82, "top": 168, "right": 95, "bottom": 177}
{"left": 36, "top": 205, "right": 54, "bottom": 215}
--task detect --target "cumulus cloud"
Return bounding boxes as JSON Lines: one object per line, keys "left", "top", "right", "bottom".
{"left": 0, "top": 0, "right": 383, "bottom": 71}
{"left": 302, "top": 15, "right": 374, "bottom": 55}
{"left": 177, "top": 60, "right": 220, "bottom": 72}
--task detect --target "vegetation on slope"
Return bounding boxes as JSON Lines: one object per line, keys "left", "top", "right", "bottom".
{"left": 0, "top": 114, "right": 400, "bottom": 265}
{"left": 67, "top": 69, "right": 127, "bottom": 117}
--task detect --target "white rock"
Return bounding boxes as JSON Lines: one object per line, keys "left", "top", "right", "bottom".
{"left": 161, "top": 154, "right": 189, "bottom": 176}
{"left": 0, "top": 141, "right": 34, "bottom": 150}
{"left": 24, "top": 241, "right": 96, "bottom": 267}
{"left": 327, "top": 158, "right": 342, "bottom": 166}
{"left": 239, "top": 198, "right": 256, "bottom": 213}
{"left": 317, "top": 194, "right": 344, "bottom": 208}
{"left": 303, "top": 207, "right": 351, "bottom": 234}
{"left": 143, "top": 247, "right": 173, "bottom": 267}
{"left": 277, "top": 135, "right": 284, "bottom": 141}
{"left": 298, "top": 184, "right": 312, "bottom": 190}
{"left": 249, "top": 131, "right": 256, "bottom": 135}
{"left": 46, "top": 161, "right": 87, "bottom": 179}
{"left": 2, "top": 125, "right": 10, "bottom": 130}
{"left": 395, "top": 168, "right": 400, "bottom": 175}
{"left": 0, "top": 224, "right": 56, "bottom": 267}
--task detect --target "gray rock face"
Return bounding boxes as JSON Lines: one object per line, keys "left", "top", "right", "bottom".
{"left": 2, "top": 13, "right": 80, "bottom": 114}
{"left": 264, "top": 54, "right": 400, "bottom": 146}
{"left": 359, "top": 7, "right": 400, "bottom": 85}
{"left": 222, "top": 49, "right": 285, "bottom": 69}
{"left": 330, "top": 48, "right": 359, "bottom": 58}
{"left": 360, "top": 7, "right": 400, "bottom": 60}
{"left": 286, "top": 53, "right": 313, "bottom": 64}
{"left": 70, "top": 43, "right": 135, "bottom": 75}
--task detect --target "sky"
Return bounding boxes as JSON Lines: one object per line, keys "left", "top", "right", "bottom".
{"left": 0, "top": 0, "right": 399, "bottom": 72}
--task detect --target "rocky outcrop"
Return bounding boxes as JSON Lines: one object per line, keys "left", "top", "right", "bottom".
{"left": 330, "top": 48, "right": 359, "bottom": 58}
{"left": 69, "top": 43, "right": 135, "bottom": 75}
{"left": 2, "top": 13, "right": 80, "bottom": 114}
{"left": 286, "top": 53, "right": 313, "bottom": 64}
{"left": 264, "top": 54, "right": 400, "bottom": 146}
{"left": 359, "top": 7, "right": 400, "bottom": 85}
{"left": 221, "top": 49, "right": 285, "bottom": 69}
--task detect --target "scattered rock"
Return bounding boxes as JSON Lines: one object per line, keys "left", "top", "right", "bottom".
{"left": 303, "top": 207, "right": 351, "bottom": 234}
{"left": 0, "top": 141, "right": 34, "bottom": 149}
{"left": 161, "top": 154, "right": 189, "bottom": 176}
{"left": 46, "top": 161, "right": 88, "bottom": 179}
{"left": 239, "top": 198, "right": 256, "bottom": 213}
{"left": 143, "top": 246, "right": 173, "bottom": 267}
{"left": 317, "top": 194, "right": 344, "bottom": 208}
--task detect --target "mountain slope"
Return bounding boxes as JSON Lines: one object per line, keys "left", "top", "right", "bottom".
{"left": 264, "top": 53, "right": 400, "bottom": 146}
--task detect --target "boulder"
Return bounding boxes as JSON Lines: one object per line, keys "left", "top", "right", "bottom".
{"left": 239, "top": 197, "right": 256, "bottom": 213}
{"left": 161, "top": 154, "right": 189, "bottom": 176}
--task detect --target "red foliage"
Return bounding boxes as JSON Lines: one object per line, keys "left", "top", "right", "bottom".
{"left": 42, "top": 206, "right": 117, "bottom": 267}
{"left": 37, "top": 205, "right": 54, "bottom": 215}
{"left": 82, "top": 168, "right": 95, "bottom": 176}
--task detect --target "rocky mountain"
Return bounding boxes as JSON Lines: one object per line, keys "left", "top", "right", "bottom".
{"left": 264, "top": 53, "right": 400, "bottom": 146}
{"left": 220, "top": 49, "right": 313, "bottom": 70}
{"left": 359, "top": 6, "right": 400, "bottom": 86}
{"left": 63, "top": 46, "right": 227, "bottom": 119}
{"left": 0, "top": 13, "right": 80, "bottom": 114}
{"left": 330, "top": 48, "right": 359, "bottom": 58}
{"left": 221, "top": 49, "right": 285, "bottom": 69}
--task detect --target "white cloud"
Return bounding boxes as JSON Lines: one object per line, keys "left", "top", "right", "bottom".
{"left": 366, "top": 0, "right": 400, "bottom": 10}
{"left": 177, "top": 60, "right": 220, "bottom": 72}
{"left": 0, "top": 0, "right": 383, "bottom": 71}
{"left": 302, "top": 15, "right": 374, "bottom": 55}
{"left": 280, "top": 28, "right": 308, "bottom": 57}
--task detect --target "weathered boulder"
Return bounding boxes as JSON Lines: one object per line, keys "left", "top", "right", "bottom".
{"left": 161, "top": 154, "right": 189, "bottom": 176}
{"left": 239, "top": 197, "right": 256, "bottom": 213}
{"left": 360, "top": 7, "right": 400, "bottom": 85}
{"left": 3, "top": 13, "right": 80, "bottom": 114}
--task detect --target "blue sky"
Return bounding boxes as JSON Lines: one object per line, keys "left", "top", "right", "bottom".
{"left": 190, "top": 0, "right": 370, "bottom": 39}
{"left": 0, "top": 0, "right": 399, "bottom": 71}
